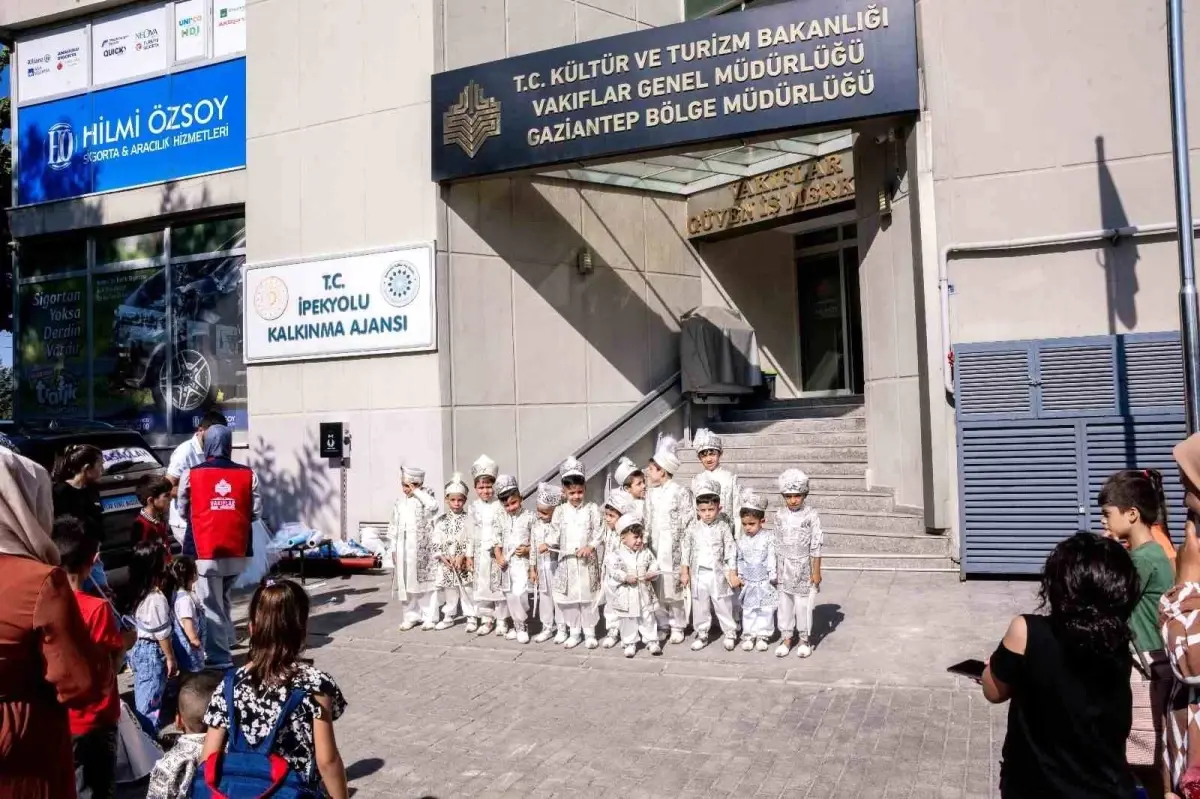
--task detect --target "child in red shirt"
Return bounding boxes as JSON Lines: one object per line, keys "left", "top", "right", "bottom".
{"left": 133, "top": 474, "right": 173, "bottom": 548}
{"left": 52, "top": 515, "right": 130, "bottom": 799}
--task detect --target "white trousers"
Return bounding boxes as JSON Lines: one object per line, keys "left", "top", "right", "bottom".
{"left": 402, "top": 590, "right": 440, "bottom": 624}
{"left": 476, "top": 600, "right": 510, "bottom": 622}
{"left": 656, "top": 600, "right": 688, "bottom": 633}
{"left": 619, "top": 615, "right": 658, "bottom": 646}
{"left": 742, "top": 606, "right": 776, "bottom": 638}
{"left": 602, "top": 586, "right": 619, "bottom": 634}
{"left": 535, "top": 592, "right": 561, "bottom": 629}
{"left": 441, "top": 585, "right": 477, "bottom": 619}
{"left": 692, "top": 568, "right": 736, "bottom": 638}
{"left": 559, "top": 603, "right": 598, "bottom": 636}
{"left": 778, "top": 590, "right": 816, "bottom": 637}
{"left": 505, "top": 590, "right": 529, "bottom": 627}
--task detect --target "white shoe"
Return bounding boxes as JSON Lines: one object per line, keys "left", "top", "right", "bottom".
{"left": 420, "top": 620, "right": 436, "bottom": 632}
{"left": 740, "top": 637, "right": 755, "bottom": 652}
{"left": 602, "top": 634, "right": 619, "bottom": 649}
{"left": 796, "top": 639, "right": 814, "bottom": 658}
{"left": 723, "top": 635, "right": 737, "bottom": 652}
{"left": 584, "top": 637, "right": 600, "bottom": 650}
{"left": 398, "top": 621, "right": 417, "bottom": 632}
{"left": 668, "top": 630, "right": 685, "bottom": 645}
{"left": 553, "top": 628, "right": 570, "bottom": 645}
{"left": 435, "top": 617, "right": 454, "bottom": 631}
{"left": 464, "top": 617, "right": 479, "bottom": 633}
{"left": 533, "top": 629, "right": 555, "bottom": 643}
{"left": 496, "top": 621, "right": 510, "bottom": 638}
{"left": 623, "top": 644, "right": 637, "bottom": 658}
{"left": 477, "top": 621, "right": 494, "bottom": 637}
{"left": 691, "top": 635, "right": 709, "bottom": 651}
{"left": 517, "top": 630, "right": 530, "bottom": 644}
{"left": 755, "top": 638, "right": 770, "bottom": 652}
{"left": 775, "top": 639, "right": 793, "bottom": 658}
{"left": 648, "top": 642, "right": 663, "bottom": 656}
{"left": 505, "top": 627, "right": 518, "bottom": 640}
{"left": 564, "top": 633, "right": 583, "bottom": 650}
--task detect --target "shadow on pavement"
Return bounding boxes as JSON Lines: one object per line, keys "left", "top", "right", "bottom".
{"left": 812, "top": 603, "right": 844, "bottom": 646}
{"left": 306, "top": 601, "right": 388, "bottom": 644}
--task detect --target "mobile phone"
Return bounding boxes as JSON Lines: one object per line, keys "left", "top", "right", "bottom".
{"left": 947, "top": 659, "right": 986, "bottom": 680}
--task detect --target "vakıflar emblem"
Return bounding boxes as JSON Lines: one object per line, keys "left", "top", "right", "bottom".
{"left": 443, "top": 81, "right": 501, "bottom": 158}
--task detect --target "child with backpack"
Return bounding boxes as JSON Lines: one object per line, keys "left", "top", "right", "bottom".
{"left": 196, "top": 579, "right": 347, "bottom": 799}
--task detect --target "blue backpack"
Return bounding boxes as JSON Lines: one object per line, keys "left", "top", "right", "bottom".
{"left": 190, "top": 672, "right": 319, "bottom": 799}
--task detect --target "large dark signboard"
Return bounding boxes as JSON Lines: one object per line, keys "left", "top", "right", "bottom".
{"left": 431, "top": 0, "right": 917, "bottom": 182}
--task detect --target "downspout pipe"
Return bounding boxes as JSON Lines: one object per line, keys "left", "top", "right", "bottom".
{"left": 939, "top": 219, "right": 1200, "bottom": 396}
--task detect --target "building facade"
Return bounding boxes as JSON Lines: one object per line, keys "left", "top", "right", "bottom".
{"left": 3, "top": 0, "right": 1198, "bottom": 572}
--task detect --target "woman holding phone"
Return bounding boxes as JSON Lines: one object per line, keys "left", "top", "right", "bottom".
{"left": 980, "top": 532, "right": 1139, "bottom": 798}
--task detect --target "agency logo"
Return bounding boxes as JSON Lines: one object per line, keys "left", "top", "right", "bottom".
{"left": 47, "top": 123, "right": 75, "bottom": 171}
{"left": 215, "top": 479, "right": 232, "bottom": 497}
{"left": 381, "top": 261, "right": 420, "bottom": 309}
{"left": 34, "top": 371, "right": 79, "bottom": 407}
{"left": 443, "top": 81, "right": 501, "bottom": 159}
{"left": 253, "top": 276, "right": 289, "bottom": 321}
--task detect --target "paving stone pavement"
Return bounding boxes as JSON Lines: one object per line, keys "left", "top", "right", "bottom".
{"left": 278, "top": 569, "right": 1037, "bottom": 799}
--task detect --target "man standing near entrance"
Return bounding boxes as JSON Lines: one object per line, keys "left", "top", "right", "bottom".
{"left": 166, "top": 411, "right": 229, "bottom": 546}
{"left": 178, "top": 424, "right": 262, "bottom": 669}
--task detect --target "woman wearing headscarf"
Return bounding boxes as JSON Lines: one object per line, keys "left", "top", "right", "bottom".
{"left": 0, "top": 447, "right": 105, "bottom": 799}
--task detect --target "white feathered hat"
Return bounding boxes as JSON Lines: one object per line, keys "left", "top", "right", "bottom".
{"left": 559, "top": 456, "right": 585, "bottom": 481}
{"left": 401, "top": 465, "right": 426, "bottom": 484}
{"left": 536, "top": 482, "right": 564, "bottom": 508}
{"left": 444, "top": 472, "right": 469, "bottom": 497}
{"left": 778, "top": 468, "right": 810, "bottom": 495}
{"left": 650, "top": 434, "right": 681, "bottom": 475}
{"left": 692, "top": 473, "right": 722, "bottom": 501}
{"left": 471, "top": 454, "right": 499, "bottom": 481}
{"left": 693, "top": 428, "right": 723, "bottom": 455}
{"left": 613, "top": 456, "right": 641, "bottom": 487}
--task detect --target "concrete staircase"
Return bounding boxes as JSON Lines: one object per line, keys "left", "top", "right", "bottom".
{"left": 676, "top": 396, "right": 957, "bottom": 573}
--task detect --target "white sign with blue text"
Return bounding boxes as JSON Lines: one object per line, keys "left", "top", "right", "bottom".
{"left": 243, "top": 244, "right": 437, "bottom": 364}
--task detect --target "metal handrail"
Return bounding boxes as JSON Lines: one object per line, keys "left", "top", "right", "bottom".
{"left": 520, "top": 371, "right": 684, "bottom": 500}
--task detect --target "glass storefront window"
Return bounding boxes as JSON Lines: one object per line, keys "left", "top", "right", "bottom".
{"left": 685, "top": 0, "right": 791, "bottom": 18}
{"left": 18, "top": 234, "right": 88, "bottom": 279}
{"left": 15, "top": 216, "right": 247, "bottom": 440}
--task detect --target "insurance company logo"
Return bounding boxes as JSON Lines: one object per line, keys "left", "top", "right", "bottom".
{"left": 253, "top": 276, "right": 289, "bottom": 321}
{"left": 443, "top": 81, "right": 501, "bottom": 159}
{"left": 381, "top": 261, "right": 420, "bottom": 309}
{"left": 218, "top": 3, "right": 245, "bottom": 25}
{"left": 100, "top": 35, "right": 128, "bottom": 57}
{"left": 27, "top": 53, "right": 51, "bottom": 78}
{"left": 47, "top": 123, "right": 75, "bottom": 171}
{"left": 178, "top": 14, "right": 203, "bottom": 35}
{"left": 33, "top": 369, "right": 79, "bottom": 407}
{"left": 136, "top": 27, "right": 161, "bottom": 50}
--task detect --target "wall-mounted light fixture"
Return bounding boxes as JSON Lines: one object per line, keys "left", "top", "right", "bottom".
{"left": 576, "top": 246, "right": 594, "bottom": 275}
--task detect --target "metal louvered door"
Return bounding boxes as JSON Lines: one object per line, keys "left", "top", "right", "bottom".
{"left": 956, "top": 332, "right": 1186, "bottom": 576}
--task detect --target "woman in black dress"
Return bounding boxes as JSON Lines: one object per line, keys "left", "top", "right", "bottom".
{"left": 982, "top": 532, "right": 1140, "bottom": 798}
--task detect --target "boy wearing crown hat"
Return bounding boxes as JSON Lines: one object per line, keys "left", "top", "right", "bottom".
{"left": 433, "top": 472, "right": 475, "bottom": 631}
{"left": 774, "top": 468, "right": 823, "bottom": 658}
{"left": 489, "top": 475, "right": 534, "bottom": 643}
{"left": 551, "top": 456, "right": 605, "bottom": 649}
{"left": 690, "top": 428, "right": 743, "bottom": 540}
{"left": 390, "top": 465, "right": 441, "bottom": 631}
{"left": 736, "top": 489, "right": 777, "bottom": 652}
{"left": 684, "top": 473, "right": 740, "bottom": 651}
{"left": 468, "top": 454, "right": 508, "bottom": 636}
{"left": 599, "top": 486, "right": 637, "bottom": 649}
{"left": 606, "top": 514, "right": 662, "bottom": 658}
{"left": 614, "top": 456, "right": 647, "bottom": 516}
{"left": 644, "top": 435, "right": 695, "bottom": 644}
{"left": 531, "top": 483, "right": 564, "bottom": 643}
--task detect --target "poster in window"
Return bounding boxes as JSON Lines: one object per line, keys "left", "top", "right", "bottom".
{"left": 174, "top": 0, "right": 207, "bottom": 63}
{"left": 92, "top": 5, "right": 169, "bottom": 86}
{"left": 18, "top": 278, "right": 88, "bottom": 420}
{"left": 169, "top": 255, "right": 248, "bottom": 433}
{"left": 92, "top": 268, "right": 168, "bottom": 433}
{"left": 16, "top": 25, "right": 87, "bottom": 104}
{"left": 212, "top": 0, "right": 247, "bottom": 57}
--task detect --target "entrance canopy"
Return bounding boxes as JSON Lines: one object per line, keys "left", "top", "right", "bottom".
{"left": 430, "top": 0, "right": 918, "bottom": 183}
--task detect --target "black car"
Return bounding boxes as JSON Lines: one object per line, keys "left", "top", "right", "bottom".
{"left": 7, "top": 423, "right": 169, "bottom": 590}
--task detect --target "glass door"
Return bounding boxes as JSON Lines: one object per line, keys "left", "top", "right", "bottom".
{"left": 795, "top": 223, "right": 860, "bottom": 394}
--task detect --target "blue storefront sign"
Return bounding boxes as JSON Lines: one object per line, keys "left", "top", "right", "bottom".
{"left": 16, "top": 57, "right": 246, "bottom": 204}
{"left": 431, "top": 0, "right": 918, "bottom": 182}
